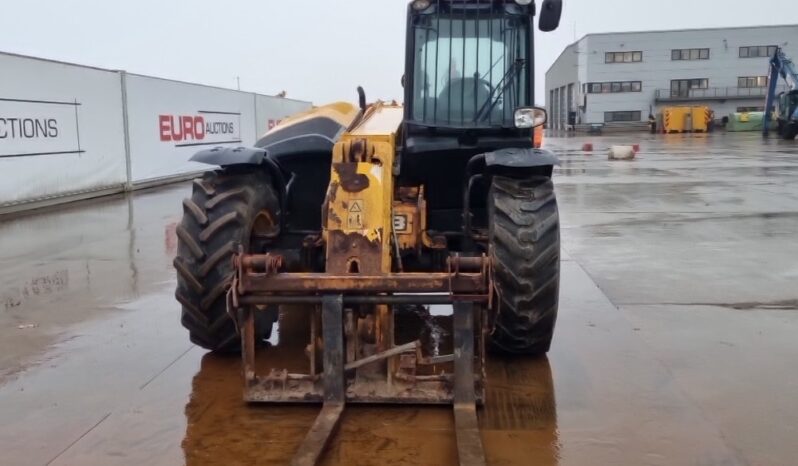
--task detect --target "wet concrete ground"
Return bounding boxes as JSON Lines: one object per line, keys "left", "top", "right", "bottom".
{"left": 1, "top": 132, "right": 796, "bottom": 465}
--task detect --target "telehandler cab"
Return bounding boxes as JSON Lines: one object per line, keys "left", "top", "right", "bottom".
{"left": 174, "top": 1, "right": 562, "bottom": 464}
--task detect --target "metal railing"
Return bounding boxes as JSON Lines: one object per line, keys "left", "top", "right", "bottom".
{"left": 655, "top": 86, "right": 788, "bottom": 101}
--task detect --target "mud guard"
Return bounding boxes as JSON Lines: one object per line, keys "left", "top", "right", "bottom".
{"left": 483, "top": 147, "right": 559, "bottom": 179}
{"left": 190, "top": 146, "right": 289, "bottom": 220}
{"left": 484, "top": 147, "right": 560, "bottom": 169}
{"left": 191, "top": 146, "right": 268, "bottom": 166}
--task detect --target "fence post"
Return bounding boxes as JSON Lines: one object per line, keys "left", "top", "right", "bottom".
{"left": 120, "top": 70, "right": 133, "bottom": 191}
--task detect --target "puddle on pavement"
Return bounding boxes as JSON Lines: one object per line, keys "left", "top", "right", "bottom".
{"left": 182, "top": 305, "right": 560, "bottom": 466}
{"left": 0, "top": 185, "right": 186, "bottom": 383}
{"left": 6, "top": 133, "right": 793, "bottom": 465}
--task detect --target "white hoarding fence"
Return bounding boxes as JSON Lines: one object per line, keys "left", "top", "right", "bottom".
{"left": 255, "top": 94, "right": 314, "bottom": 138}
{"left": 0, "top": 98, "right": 81, "bottom": 157}
{"left": 125, "top": 74, "right": 312, "bottom": 185}
{"left": 158, "top": 112, "right": 241, "bottom": 147}
{"left": 0, "top": 53, "right": 128, "bottom": 209}
{"left": 125, "top": 74, "right": 257, "bottom": 184}
{"left": 0, "top": 51, "right": 313, "bottom": 212}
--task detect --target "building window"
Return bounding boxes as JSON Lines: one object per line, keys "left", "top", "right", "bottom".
{"left": 671, "top": 48, "right": 710, "bottom": 60}
{"left": 605, "top": 51, "right": 642, "bottom": 63}
{"left": 670, "top": 78, "right": 709, "bottom": 97}
{"left": 739, "top": 45, "right": 777, "bottom": 58}
{"left": 587, "top": 81, "right": 643, "bottom": 94}
{"left": 604, "top": 111, "right": 642, "bottom": 123}
{"left": 737, "top": 106, "right": 765, "bottom": 112}
{"left": 737, "top": 76, "right": 769, "bottom": 88}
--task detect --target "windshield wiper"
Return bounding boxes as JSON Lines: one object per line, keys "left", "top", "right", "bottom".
{"left": 479, "top": 55, "right": 505, "bottom": 82}
{"left": 473, "top": 59, "right": 526, "bottom": 123}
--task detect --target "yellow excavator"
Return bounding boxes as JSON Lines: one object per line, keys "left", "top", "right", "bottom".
{"left": 174, "top": 1, "right": 562, "bottom": 464}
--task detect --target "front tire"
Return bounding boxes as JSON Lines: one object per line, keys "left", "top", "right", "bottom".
{"left": 174, "top": 168, "right": 280, "bottom": 351}
{"left": 488, "top": 176, "right": 560, "bottom": 355}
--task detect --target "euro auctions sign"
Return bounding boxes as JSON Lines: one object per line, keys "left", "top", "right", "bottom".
{"left": 159, "top": 110, "right": 241, "bottom": 147}
{"left": 0, "top": 97, "right": 83, "bottom": 158}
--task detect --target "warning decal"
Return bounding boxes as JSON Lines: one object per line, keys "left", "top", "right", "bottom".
{"left": 347, "top": 200, "right": 364, "bottom": 229}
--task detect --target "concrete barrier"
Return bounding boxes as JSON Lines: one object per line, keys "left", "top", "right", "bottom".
{"left": 609, "top": 145, "right": 636, "bottom": 160}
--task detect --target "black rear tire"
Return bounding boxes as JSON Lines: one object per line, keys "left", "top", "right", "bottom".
{"left": 488, "top": 176, "right": 560, "bottom": 355}
{"left": 174, "top": 168, "right": 280, "bottom": 351}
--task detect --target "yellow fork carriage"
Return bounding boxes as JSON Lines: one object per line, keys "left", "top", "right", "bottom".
{"left": 229, "top": 254, "right": 491, "bottom": 465}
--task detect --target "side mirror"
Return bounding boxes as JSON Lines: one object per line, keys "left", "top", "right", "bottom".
{"left": 539, "top": 0, "right": 562, "bottom": 32}
{"left": 514, "top": 107, "right": 547, "bottom": 129}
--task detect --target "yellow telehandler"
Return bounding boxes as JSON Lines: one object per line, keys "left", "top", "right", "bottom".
{"left": 174, "top": 1, "right": 562, "bottom": 464}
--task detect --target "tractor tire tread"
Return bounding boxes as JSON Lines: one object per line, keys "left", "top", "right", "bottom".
{"left": 199, "top": 211, "right": 241, "bottom": 243}
{"left": 176, "top": 224, "right": 204, "bottom": 259}
{"left": 173, "top": 257, "right": 205, "bottom": 294}
{"left": 175, "top": 169, "right": 279, "bottom": 351}
{"left": 199, "top": 241, "right": 235, "bottom": 278}
{"left": 205, "top": 187, "right": 251, "bottom": 210}
{"left": 488, "top": 176, "right": 560, "bottom": 355}
{"left": 182, "top": 198, "right": 208, "bottom": 226}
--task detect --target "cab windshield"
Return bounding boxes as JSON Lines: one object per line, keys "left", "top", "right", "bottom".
{"left": 411, "top": 12, "right": 529, "bottom": 127}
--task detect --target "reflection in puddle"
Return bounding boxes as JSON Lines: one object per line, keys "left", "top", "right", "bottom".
{"left": 183, "top": 305, "right": 559, "bottom": 465}
{"left": 395, "top": 304, "right": 451, "bottom": 359}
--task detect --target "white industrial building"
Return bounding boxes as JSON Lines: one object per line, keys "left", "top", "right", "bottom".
{"left": 545, "top": 24, "right": 798, "bottom": 130}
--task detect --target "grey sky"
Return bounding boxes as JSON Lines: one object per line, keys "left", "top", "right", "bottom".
{"left": 1, "top": 0, "right": 797, "bottom": 105}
